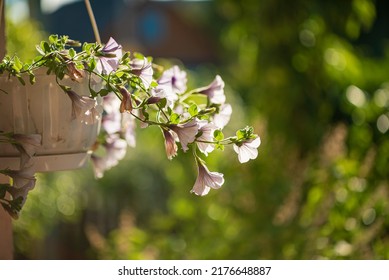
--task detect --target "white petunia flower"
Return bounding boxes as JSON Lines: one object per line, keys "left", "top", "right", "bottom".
{"left": 12, "top": 133, "right": 42, "bottom": 168}
{"left": 122, "top": 114, "right": 137, "bottom": 148}
{"left": 131, "top": 57, "right": 153, "bottom": 89}
{"left": 96, "top": 37, "right": 122, "bottom": 75}
{"left": 158, "top": 65, "right": 187, "bottom": 94}
{"left": 197, "top": 75, "right": 226, "bottom": 104}
{"left": 66, "top": 90, "right": 100, "bottom": 124}
{"left": 196, "top": 120, "right": 217, "bottom": 156}
{"left": 2, "top": 164, "right": 37, "bottom": 213}
{"left": 104, "top": 135, "right": 128, "bottom": 168}
{"left": 212, "top": 103, "right": 232, "bottom": 129}
{"left": 154, "top": 65, "right": 187, "bottom": 107}
{"left": 169, "top": 119, "right": 199, "bottom": 152}
{"left": 91, "top": 155, "right": 109, "bottom": 179}
{"left": 233, "top": 136, "right": 261, "bottom": 163}
{"left": 191, "top": 160, "right": 224, "bottom": 196}
{"left": 101, "top": 92, "right": 122, "bottom": 134}
{"left": 91, "top": 135, "right": 127, "bottom": 178}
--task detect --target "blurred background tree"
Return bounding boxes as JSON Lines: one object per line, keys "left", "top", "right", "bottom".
{"left": 6, "top": 0, "right": 389, "bottom": 259}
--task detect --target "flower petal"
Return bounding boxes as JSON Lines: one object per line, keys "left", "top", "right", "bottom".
{"left": 213, "top": 103, "right": 232, "bottom": 129}
{"left": 234, "top": 144, "right": 257, "bottom": 163}
{"left": 197, "top": 75, "right": 226, "bottom": 104}
{"left": 248, "top": 136, "right": 261, "bottom": 148}
{"left": 131, "top": 57, "right": 153, "bottom": 89}
{"left": 170, "top": 119, "right": 199, "bottom": 152}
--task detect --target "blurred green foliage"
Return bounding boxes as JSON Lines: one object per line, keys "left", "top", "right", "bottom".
{"left": 6, "top": 18, "right": 46, "bottom": 61}
{"left": 9, "top": 0, "right": 389, "bottom": 259}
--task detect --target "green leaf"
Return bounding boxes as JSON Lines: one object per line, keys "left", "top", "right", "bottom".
{"left": 12, "top": 56, "right": 23, "bottom": 72}
{"left": 142, "top": 108, "right": 149, "bottom": 120}
{"left": 121, "top": 51, "right": 130, "bottom": 61}
{"left": 170, "top": 113, "right": 180, "bottom": 124}
{"left": 188, "top": 103, "right": 199, "bottom": 117}
{"left": 57, "top": 70, "right": 65, "bottom": 80}
{"left": 115, "top": 71, "right": 125, "bottom": 78}
{"left": 49, "top": 34, "right": 58, "bottom": 44}
{"left": 35, "top": 45, "right": 45, "bottom": 55}
{"left": 83, "top": 43, "right": 92, "bottom": 54}
{"left": 88, "top": 58, "right": 97, "bottom": 71}
{"left": 87, "top": 86, "right": 97, "bottom": 98}
{"left": 236, "top": 126, "right": 254, "bottom": 140}
{"left": 32, "top": 55, "right": 44, "bottom": 63}
{"left": 236, "top": 129, "right": 246, "bottom": 140}
{"left": 40, "top": 41, "right": 51, "bottom": 53}
{"left": 215, "top": 143, "right": 225, "bottom": 151}
{"left": 158, "top": 98, "right": 167, "bottom": 108}
{"left": 214, "top": 129, "right": 224, "bottom": 141}
{"left": 97, "top": 88, "right": 110, "bottom": 97}
{"left": 75, "top": 62, "right": 84, "bottom": 70}
{"left": 69, "top": 48, "right": 76, "bottom": 58}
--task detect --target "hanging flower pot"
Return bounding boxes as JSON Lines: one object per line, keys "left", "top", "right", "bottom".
{"left": 0, "top": 34, "right": 261, "bottom": 219}
{"left": 0, "top": 70, "right": 101, "bottom": 172}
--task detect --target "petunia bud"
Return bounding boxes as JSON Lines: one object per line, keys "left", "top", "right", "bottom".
{"left": 162, "top": 128, "right": 178, "bottom": 160}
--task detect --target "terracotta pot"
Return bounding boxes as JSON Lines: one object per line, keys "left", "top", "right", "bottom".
{"left": 0, "top": 71, "right": 101, "bottom": 172}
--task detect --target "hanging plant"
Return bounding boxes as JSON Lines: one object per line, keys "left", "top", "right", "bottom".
{"left": 0, "top": 3, "right": 260, "bottom": 218}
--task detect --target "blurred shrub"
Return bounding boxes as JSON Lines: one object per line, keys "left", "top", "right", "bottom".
{"left": 6, "top": 18, "right": 46, "bottom": 60}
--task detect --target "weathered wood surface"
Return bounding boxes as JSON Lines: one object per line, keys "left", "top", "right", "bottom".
{"left": 0, "top": 0, "right": 13, "bottom": 260}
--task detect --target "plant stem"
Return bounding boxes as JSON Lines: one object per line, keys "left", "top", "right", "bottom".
{"left": 84, "top": 0, "right": 101, "bottom": 44}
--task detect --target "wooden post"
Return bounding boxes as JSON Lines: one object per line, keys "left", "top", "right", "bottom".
{"left": 0, "top": 0, "right": 5, "bottom": 58}
{"left": 0, "top": 0, "right": 12, "bottom": 260}
{"left": 0, "top": 175, "right": 13, "bottom": 260}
